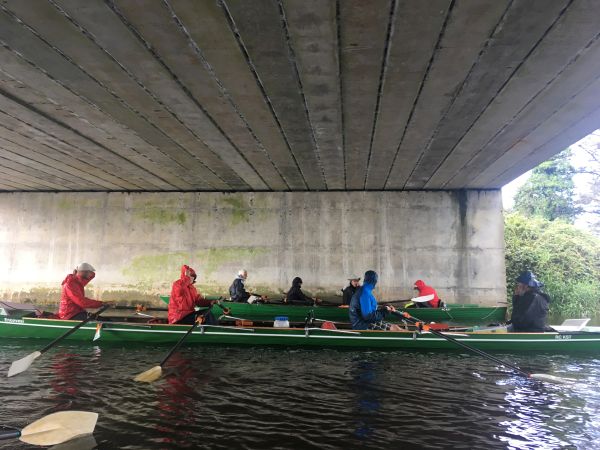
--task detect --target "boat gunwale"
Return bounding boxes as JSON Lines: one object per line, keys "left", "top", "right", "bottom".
{"left": 3, "top": 317, "right": 600, "bottom": 341}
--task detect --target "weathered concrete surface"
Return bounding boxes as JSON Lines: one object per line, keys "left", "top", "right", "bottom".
{"left": 0, "top": 191, "right": 505, "bottom": 307}
{"left": 0, "top": 0, "right": 599, "bottom": 191}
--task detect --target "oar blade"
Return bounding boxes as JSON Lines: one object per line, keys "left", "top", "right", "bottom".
{"left": 20, "top": 411, "right": 98, "bottom": 446}
{"left": 530, "top": 373, "right": 576, "bottom": 385}
{"left": 411, "top": 294, "right": 435, "bottom": 303}
{"left": 134, "top": 365, "right": 163, "bottom": 383}
{"left": 7, "top": 351, "right": 42, "bottom": 377}
{"left": 92, "top": 323, "right": 102, "bottom": 342}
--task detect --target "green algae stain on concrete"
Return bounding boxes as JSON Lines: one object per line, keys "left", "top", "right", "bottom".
{"left": 134, "top": 205, "right": 187, "bottom": 225}
{"left": 122, "top": 252, "right": 191, "bottom": 289}
{"left": 122, "top": 247, "right": 269, "bottom": 288}
{"left": 57, "top": 197, "right": 105, "bottom": 211}
{"left": 222, "top": 196, "right": 250, "bottom": 226}
{"left": 57, "top": 198, "right": 75, "bottom": 211}
{"left": 197, "top": 247, "right": 269, "bottom": 279}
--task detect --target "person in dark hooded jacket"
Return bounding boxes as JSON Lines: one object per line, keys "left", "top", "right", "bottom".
{"left": 349, "top": 270, "right": 401, "bottom": 331}
{"left": 342, "top": 276, "right": 361, "bottom": 306}
{"left": 286, "top": 277, "right": 319, "bottom": 305}
{"left": 508, "top": 271, "right": 551, "bottom": 332}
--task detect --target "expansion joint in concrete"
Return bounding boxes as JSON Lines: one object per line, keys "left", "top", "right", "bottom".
{"left": 411, "top": 0, "right": 516, "bottom": 189}
{"left": 364, "top": 0, "right": 397, "bottom": 190}
{"left": 442, "top": 0, "right": 578, "bottom": 188}
{"left": 382, "top": 0, "right": 456, "bottom": 189}
{"left": 277, "top": 0, "right": 328, "bottom": 190}
{"left": 219, "top": 0, "right": 310, "bottom": 191}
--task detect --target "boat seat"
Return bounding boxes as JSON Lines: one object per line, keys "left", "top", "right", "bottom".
{"left": 551, "top": 318, "right": 591, "bottom": 332}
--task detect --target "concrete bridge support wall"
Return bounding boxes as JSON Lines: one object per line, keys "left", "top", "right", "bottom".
{"left": 0, "top": 190, "right": 505, "bottom": 306}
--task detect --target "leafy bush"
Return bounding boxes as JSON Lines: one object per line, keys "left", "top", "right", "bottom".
{"left": 543, "top": 279, "right": 600, "bottom": 317}
{"left": 505, "top": 213, "right": 600, "bottom": 317}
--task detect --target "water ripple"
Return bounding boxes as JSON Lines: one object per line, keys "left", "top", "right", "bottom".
{"left": 0, "top": 343, "right": 599, "bottom": 449}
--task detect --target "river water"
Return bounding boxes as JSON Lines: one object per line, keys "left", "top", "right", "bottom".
{"left": 1, "top": 341, "right": 599, "bottom": 449}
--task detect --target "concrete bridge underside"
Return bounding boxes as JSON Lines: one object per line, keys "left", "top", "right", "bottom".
{"left": 1, "top": 0, "right": 599, "bottom": 193}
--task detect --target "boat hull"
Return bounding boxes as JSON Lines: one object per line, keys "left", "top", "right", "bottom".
{"left": 1, "top": 317, "right": 599, "bottom": 352}
{"left": 161, "top": 296, "right": 507, "bottom": 325}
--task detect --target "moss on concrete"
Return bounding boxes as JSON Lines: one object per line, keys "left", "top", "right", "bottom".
{"left": 122, "top": 252, "right": 190, "bottom": 289}
{"left": 5, "top": 287, "right": 61, "bottom": 306}
{"left": 57, "top": 198, "right": 75, "bottom": 210}
{"left": 198, "top": 247, "right": 268, "bottom": 279}
{"left": 134, "top": 205, "right": 187, "bottom": 225}
{"left": 99, "top": 290, "right": 162, "bottom": 305}
{"left": 56, "top": 196, "right": 105, "bottom": 211}
{"left": 222, "top": 196, "right": 250, "bottom": 225}
{"left": 122, "top": 247, "right": 269, "bottom": 288}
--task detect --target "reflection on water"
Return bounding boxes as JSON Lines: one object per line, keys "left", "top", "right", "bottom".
{"left": 0, "top": 341, "right": 598, "bottom": 449}
{"left": 350, "top": 360, "right": 381, "bottom": 439}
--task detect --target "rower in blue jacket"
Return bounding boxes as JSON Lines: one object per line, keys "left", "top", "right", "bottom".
{"left": 349, "top": 270, "right": 401, "bottom": 331}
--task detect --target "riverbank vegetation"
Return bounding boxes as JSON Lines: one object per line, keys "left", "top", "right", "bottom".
{"left": 505, "top": 148, "right": 600, "bottom": 317}
{"left": 504, "top": 213, "right": 600, "bottom": 317}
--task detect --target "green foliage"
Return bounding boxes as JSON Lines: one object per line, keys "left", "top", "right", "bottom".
{"left": 513, "top": 149, "right": 581, "bottom": 222}
{"left": 504, "top": 213, "right": 600, "bottom": 317}
{"left": 543, "top": 279, "right": 600, "bottom": 318}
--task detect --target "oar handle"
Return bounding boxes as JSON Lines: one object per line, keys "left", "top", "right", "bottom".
{"left": 39, "top": 304, "right": 112, "bottom": 354}
{"left": 392, "top": 311, "right": 531, "bottom": 378}
{"left": 213, "top": 301, "right": 230, "bottom": 315}
{"left": 0, "top": 430, "right": 21, "bottom": 441}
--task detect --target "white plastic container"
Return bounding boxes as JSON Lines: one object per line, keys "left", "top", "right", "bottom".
{"left": 273, "top": 316, "right": 290, "bottom": 328}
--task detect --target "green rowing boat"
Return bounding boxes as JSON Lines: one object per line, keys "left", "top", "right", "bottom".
{"left": 159, "top": 296, "right": 507, "bottom": 325}
{"left": 1, "top": 316, "right": 599, "bottom": 352}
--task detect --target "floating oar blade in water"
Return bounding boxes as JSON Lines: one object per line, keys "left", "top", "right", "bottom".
{"left": 7, "top": 351, "right": 42, "bottom": 378}
{"left": 529, "top": 373, "right": 576, "bottom": 385}
{"left": 133, "top": 365, "right": 163, "bottom": 383}
{"left": 0, "top": 411, "right": 98, "bottom": 446}
{"left": 392, "top": 311, "right": 574, "bottom": 385}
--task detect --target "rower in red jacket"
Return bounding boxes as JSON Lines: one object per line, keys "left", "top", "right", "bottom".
{"left": 413, "top": 279, "right": 441, "bottom": 308}
{"left": 58, "top": 262, "right": 110, "bottom": 320}
{"left": 168, "top": 265, "right": 216, "bottom": 325}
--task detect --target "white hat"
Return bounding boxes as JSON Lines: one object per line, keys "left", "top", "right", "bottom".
{"left": 76, "top": 262, "right": 96, "bottom": 272}
{"left": 348, "top": 275, "right": 361, "bottom": 280}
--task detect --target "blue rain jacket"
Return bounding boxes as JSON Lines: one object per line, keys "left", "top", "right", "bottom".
{"left": 349, "top": 272, "right": 387, "bottom": 330}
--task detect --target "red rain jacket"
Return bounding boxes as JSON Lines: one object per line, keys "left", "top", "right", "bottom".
{"left": 58, "top": 272, "right": 103, "bottom": 320}
{"left": 168, "top": 265, "right": 212, "bottom": 324}
{"left": 414, "top": 280, "right": 441, "bottom": 308}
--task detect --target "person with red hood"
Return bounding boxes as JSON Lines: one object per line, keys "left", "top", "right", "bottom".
{"left": 413, "top": 279, "right": 441, "bottom": 308}
{"left": 58, "top": 262, "right": 111, "bottom": 320}
{"left": 168, "top": 265, "right": 216, "bottom": 325}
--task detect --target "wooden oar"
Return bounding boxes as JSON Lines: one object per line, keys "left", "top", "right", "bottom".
{"left": 0, "top": 411, "right": 97, "bottom": 446}
{"left": 7, "top": 304, "right": 111, "bottom": 377}
{"left": 134, "top": 305, "right": 217, "bottom": 383}
{"left": 392, "top": 311, "right": 573, "bottom": 384}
